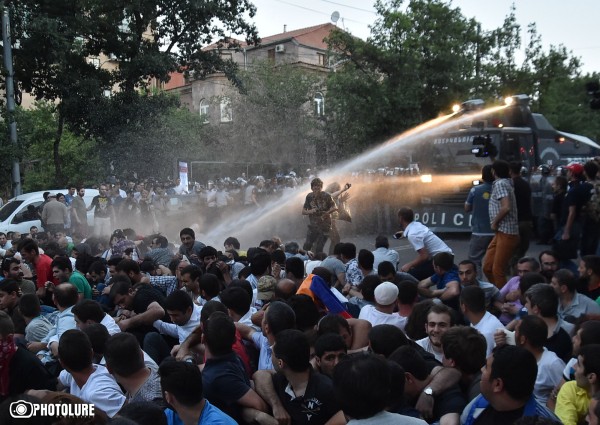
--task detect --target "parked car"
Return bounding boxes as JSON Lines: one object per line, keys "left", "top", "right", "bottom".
{"left": 0, "top": 189, "right": 99, "bottom": 234}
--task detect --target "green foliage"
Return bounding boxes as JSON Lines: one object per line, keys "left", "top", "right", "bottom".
{"left": 206, "top": 61, "right": 326, "bottom": 168}
{"left": 325, "top": 0, "right": 595, "bottom": 158}
{"left": 14, "top": 102, "right": 103, "bottom": 191}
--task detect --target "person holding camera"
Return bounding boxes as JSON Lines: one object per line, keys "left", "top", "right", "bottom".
{"left": 325, "top": 182, "right": 351, "bottom": 255}
{"left": 302, "top": 178, "right": 337, "bottom": 255}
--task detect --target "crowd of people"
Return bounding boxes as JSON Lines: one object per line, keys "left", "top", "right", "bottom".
{"left": 2, "top": 157, "right": 600, "bottom": 425}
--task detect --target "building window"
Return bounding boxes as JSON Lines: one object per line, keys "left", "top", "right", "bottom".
{"left": 317, "top": 53, "right": 327, "bottom": 66}
{"left": 314, "top": 92, "right": 325, "bottom": 117}
{"left": 220, "top": 97, "right": 232, "bottom": 123}
{"left": 87, "top": 57, "right": 100, "bottom": 68}
{"left": 199, "top": 99, "right": 209, "bottom": 123}
{"left": 268, "top": 49, "right": 275, "bottom": 63}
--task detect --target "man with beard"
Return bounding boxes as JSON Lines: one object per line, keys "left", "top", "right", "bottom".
{"left": 1, "top": 257, "right": 35, "bottom": 295}
{"left": 550, "top": 269, "right": 600, "bottom": 323}
{"left": 416, "top": 303, "right": 454, "bottom": 362}
{"left": 539, "top": 250, "right": 560, "bottom": 281}
{"left": 578, "top": 255, "right": 600, "bottom": 302}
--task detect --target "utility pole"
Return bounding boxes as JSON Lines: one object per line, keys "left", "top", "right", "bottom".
{"left": 3, "top": 6, "right": 21, "bottom": 197}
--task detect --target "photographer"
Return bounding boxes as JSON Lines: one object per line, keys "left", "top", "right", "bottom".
{"left": 302, "top": 178, "right": 337, "bottom": 255}
{"left": 325, "top": 182, "right": 352, "bottom": 255}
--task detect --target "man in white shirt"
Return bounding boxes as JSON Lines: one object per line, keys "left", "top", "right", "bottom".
{"left": 358, "top": 281, "right": 406, "bottom": 330}
{"left": 372, "top": 235, "right": 400, "bottom": 271}
{"left": 396, "top": 207, "right": 453, "bottom": 280}
{"left": 515, "top": 315, "right": 565, "bottom": 405}
{"left": 416, "top": 303, "right": 454, "bottom": 362}
{"left": 73, "top": 299, "right": 121, "bottom": 336}
{"left": 58, "top": 329, "right": 125, "bottom": 417}
{"left": 149, "top": 289, "right": 201, "bottom": 363}
{"left": 220, "top": 286, "right": 259, "bottom": 330}
{"left": 460, "top": 285, "right": 503, "bottom": 356}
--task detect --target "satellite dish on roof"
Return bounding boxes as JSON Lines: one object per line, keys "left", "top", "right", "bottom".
{"left": 331, "top": 11, "right": 340, "bottom": 24}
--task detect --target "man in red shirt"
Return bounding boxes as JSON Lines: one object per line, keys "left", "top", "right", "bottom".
{"left": 19, "top": 238, "right": 55, "bottom": 301}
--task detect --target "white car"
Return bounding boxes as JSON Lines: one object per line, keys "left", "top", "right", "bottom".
{"left": 0, "top": 189, "right": 99, "bottom": 234}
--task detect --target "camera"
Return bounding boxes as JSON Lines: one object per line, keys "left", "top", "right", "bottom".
{"left": 10, "top": 401, "right": 35, "bottom": 418}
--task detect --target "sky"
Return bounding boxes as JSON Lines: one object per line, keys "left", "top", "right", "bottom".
{"left": 248, "top": 0, "right": 600, "bottom": 74}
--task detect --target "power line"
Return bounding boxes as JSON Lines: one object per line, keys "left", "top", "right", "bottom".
{"left": 321, "top": 0, "right": 377, "bottom": 15}
{"left": 272, "top": 0, "right": 370, "bottom": 25}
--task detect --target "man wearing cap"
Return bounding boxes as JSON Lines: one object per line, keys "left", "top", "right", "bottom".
{"left": 358, "top": 281, "right": 406, "bottom": 330}
{"left": 257, "top": 275, "right": 276, "bottom": 307}
{"left": 41, "top": 194, "right": 68, "bottom": 235}
{"left": 558, "top": 163, "right": 593, "bottom": 260}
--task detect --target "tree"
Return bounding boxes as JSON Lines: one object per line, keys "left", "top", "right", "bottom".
{"left": 204, "top": 61, "right": 326, "bottom": 171}
{"left": 6, "top": 0, "right": 260, "bottom": 186}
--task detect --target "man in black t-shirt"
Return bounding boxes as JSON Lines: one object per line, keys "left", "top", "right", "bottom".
{"left": 255, "top": 329, "right": 344, "bottom": 425}
{"left": 88, "top": 183, "right": 115, "bottom": 237}
{"left": 109, "top": 277, "right": 167, "bottom": 341}
{"left": 390, "top": 345, "right": 466, "bottom": 424}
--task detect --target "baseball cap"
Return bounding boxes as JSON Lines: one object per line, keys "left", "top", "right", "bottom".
{"left": 257, "top": 275, "right": 277, "bottom": 301}
{"left": 374, "top": 281, "right": 399, "bottom": 305}
{"left": 565, "top": 162, "right": 584, "bottom": 175}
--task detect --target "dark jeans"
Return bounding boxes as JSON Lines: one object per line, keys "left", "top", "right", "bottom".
{"left": 581, "top": 217, "right": 600, "bottom": 256}
{"left": 143, "top": 332, "right": 177, "bottom": 365}
{"left": 303, "top": 224, "right": 329, "bottom": 254}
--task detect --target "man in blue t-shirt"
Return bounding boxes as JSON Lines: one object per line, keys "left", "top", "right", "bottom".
{"left": 160, "top": 361, "right": 237, "bottom": 425}
{"left": 465, "top": 165, "right": 495, "bottom": 278}
{"left": 417, "top": 252, "right": 460, "bottom": 310}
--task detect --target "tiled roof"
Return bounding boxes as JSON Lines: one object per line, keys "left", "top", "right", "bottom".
{"left": 257, "top": 23, "right": 335, "bottom": 50}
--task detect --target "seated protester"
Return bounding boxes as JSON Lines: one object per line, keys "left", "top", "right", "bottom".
{"left": 286, "top": 256, "right": 307, "bottom": 288}
{"left": 275, "top": 278, "right": 297, "bottom": 301}
{"left": 441, "top": 326, "right": 487, "bottom": 402}
{"left": 198, "top": 273, "right": 222, "bottom": 305}
{"left": 236, "top": 301, "right": 296, "bottom": 371}
{"left": 497, "top": 257, "right": 541, "bottom": 324}
{"left": 378, "top": 260, "right": 419, "bottom": 286}
{"left": 525, "top": 283, "right": 574, "bottom": 362}
{"left": 460, "top": 286, "right": 504, "bottom": 356}
{"left": 341, "top": 243, "right": 362, "bottom": 291}
{"left": 391, "top": 345, "right": 467, "bottom": 424}
{"left": 460, "top": 345, "right": 560, "bottom": 424}
{"left": 159, "top": 360, "right": 236, "bottom": 425}
{"left": 202, "top": 311, "right": 272, "bottom": 424}
{"left": 104, "top": 332, "right": 163, "bottom": 405}
{"left": 0, "top": 311, "right": 56, "bottom": 401}
{"left": 397, "top": 280, "right": 419, "bottom": 322}
{"left": 563, "top": 320, "right": 600, "bottom": 382}
{"left": 88, "top": 260, "right": 111, "bottom": 307}
{"left": 319, "top": 243, "right": 346, "bottom": 289}
{"left": 316, "top": 314, "right": 371, "bottom": 352}
{"left": 346, "top": 274, "right": 380, "bottom": 313}
{"left": 416, "top": 303, "right": 454, "bottom": 363}
{"left": 296, "top": 267, "right": 350, "bottom": 319}
{"left": 0, "top": 279, "right": 27, "bottom": 339}
{"left": 253, "top": 329, "right": 345, "bottom": 425}
{"left": 555, "top": 344, "right": 600, "bottom": 425}
{"left": 457, "top": 260, "right": 503, "bottom": 314}
{"left": 417, "top": 252, "right": 461, "bottom": 310}
{"left": 28, "top": 283, "right": 78, "bottom": 363}
{"left": 19, "top": 293, "right": 53, "bottom": 343}
{"left": 312, "top": 333, "right": 347, "bottom": 378}
{"left": 514, "top": 315, "right": 565, "bottom": 405}
{"left": 358, "top": 281, "right": 406, "bottom": 330}
{"left": 147, "top": 289, "right": 201, "bottom": 364}
{"left": 404, "top": 299, "right": 435, "bottom": 341}
{"left": 332, "top": 353, "right": 427, "bottom": 424}
{"left": 220, "top": 286, "right": 258, "bottom": 329}
{"left": 180, "top": 264, "right": 203, "bottom": 304}
{"left": 579, "top": 255, "right": 600, "bottom": 302}
{"left": 58, "top": 329, "right": 126, "bottom": 417}
{"left": 502, "top": 272, "right": 548, "bottom": 330}
{"left": 72, "top": 299, "right": 121, "bottom": 335}
{"left": 287, "top": 294, "right": 320, "bottom": 332}
{"left": 372, "top": 235, "right": 400, "bottom": 271}
{"left": 82, "top": 323, "right": 111, "bottom": 365}
{"left": 145, "top": 235, "right": 174, "bottom": 268}
{"left": 1, "top": 257, "right": 36, "bottom": 295}
{"left": 117, "top": 258, "right": 179, "bottom": 297}
{"left": 109, "top": 276, "right": 167, "bottom": 340}
{"left": 588, "top": 391, "right": 600, "bottom": 425}
{"left": 198, "top": 246, "right": 219, "bottom": 274}
{"left": 257, "top": 275, "right": 277, "bottom": 307}
{"left": 551, "top": 269, "right": 600, "bottom": 323}
{"left": 369, "top": 324, "right": 414, "bottom": 359}
{"left": 51, "top": 256, "right": 93, "bottom": 300}
{"left": 118, "top": 401, "right": 168, "bottom": 425}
